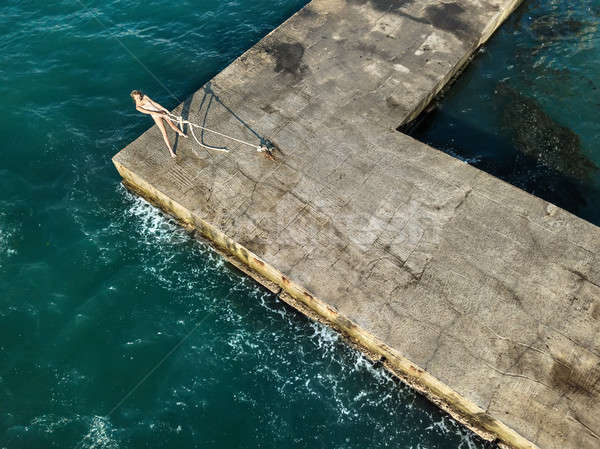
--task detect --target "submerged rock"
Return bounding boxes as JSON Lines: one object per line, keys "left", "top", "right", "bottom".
{"left": 496, "top": 82, "right": 598, "bottom": 180}
{"left": 530, "top": 16, "right": 591, "bottom": 41}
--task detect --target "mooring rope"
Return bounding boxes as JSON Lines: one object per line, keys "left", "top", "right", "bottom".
{"left": 73, "top": 0, "right": 275, "bottom": 160}
{"left": 165, "top": 112, "right": 269, "bottom": 154}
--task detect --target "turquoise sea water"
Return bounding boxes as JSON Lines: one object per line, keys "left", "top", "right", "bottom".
{"left": 412, "top": 0, "right": 600, "bottom": 226}
{"left": 0, "top": 1, "right": 491, "bottom": 448}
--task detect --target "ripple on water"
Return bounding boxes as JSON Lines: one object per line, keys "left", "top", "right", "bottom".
{"left": 28, "top": 413, "right": 78, "bottom": 436}
{"left": 0, "top": 0, "right": 501, "bottom": 447}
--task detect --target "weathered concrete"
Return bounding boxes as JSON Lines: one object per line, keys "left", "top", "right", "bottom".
{"left": 113, "top": 1, "right": 600, "bottom": 448}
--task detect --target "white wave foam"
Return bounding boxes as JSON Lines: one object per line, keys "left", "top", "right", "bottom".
{"left": 308, "top": 321, "right": 339, "bottom": 351}
{"left": 259, "top": 291, "right": 290, "bottom": 320}
{"left": 121, "top": 188, "right": 188, "bottom": 246}
{"left": 30, "top": 414, "right": 73, "bottom": 434}
{"left": 424, "top": 414, "right": 483, "bottom": 449}
{"left": 352, "top": 353, "right": 395, "bottom": 384}
{"left": 426, "top": 415, "right": 451, "bottom": 433}
{"left": 0, "top": 213, "right": 17, "bottom": 265}
{"left": 76, "top": 416, "right": 118, "bottom": 449}
{"left": 456, "top": 428, "right": 482, "bottom": 449}
{"left": 117, "top": 185, "right": 242, "bottom": 294}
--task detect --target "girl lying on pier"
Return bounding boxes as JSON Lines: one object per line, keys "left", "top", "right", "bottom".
{"left": 130, "top": 90, "right": 187, "bottom": 158}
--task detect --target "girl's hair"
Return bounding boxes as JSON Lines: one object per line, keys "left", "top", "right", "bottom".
{"left": 130, "top": 90, "right": 144, "bottom": 101}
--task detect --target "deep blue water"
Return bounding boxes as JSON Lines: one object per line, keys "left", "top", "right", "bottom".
{"left": 411, "top": 0, "right": 600, "bottom": 226}
{"left": 0, "top": 1, "right": 490, "bottom": 448}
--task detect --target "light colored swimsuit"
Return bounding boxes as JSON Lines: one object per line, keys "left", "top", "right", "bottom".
{"left": 141, "top": 100, "right": 162, "bottom": 114}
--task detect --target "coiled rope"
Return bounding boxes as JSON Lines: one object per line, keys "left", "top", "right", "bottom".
{"left": 165, "top": 112, "right": 269, "bottom": 154}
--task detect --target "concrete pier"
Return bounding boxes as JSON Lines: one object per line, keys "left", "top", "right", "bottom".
{"left": 113, "top": 1, "right": 600, "bottom": 448}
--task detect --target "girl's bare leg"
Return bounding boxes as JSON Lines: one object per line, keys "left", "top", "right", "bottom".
{"left": 152, "top": 115, "right": 176, "bottom": 158}
{"left": 166, "top": 116, "right": 187, "bottom": 137}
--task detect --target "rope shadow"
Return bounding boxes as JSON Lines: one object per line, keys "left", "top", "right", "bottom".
{"left": 170, "top": 95, "right": 193, "bottom": 156}
{"left": 201, "top": 81, "right": 277, "bottom": 154}
{"left": 171, "top": 81, "right": 279, "bottom": 159}
{"left": 174, "top": 92, "right": 227, "bottom": 157}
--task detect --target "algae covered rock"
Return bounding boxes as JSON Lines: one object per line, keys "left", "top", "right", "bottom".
{"left": 530, "top": 15, "right": 591, "bottom": 41}
{"left": 496, "top": 82, "right": 598, "bottom": 181}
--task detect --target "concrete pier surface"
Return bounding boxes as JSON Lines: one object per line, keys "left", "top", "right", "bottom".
{"left": 113, "top": 1, "right": 600, "bottom": 448}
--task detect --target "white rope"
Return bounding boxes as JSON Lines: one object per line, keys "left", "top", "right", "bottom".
{"left": 165, "top": 112, "right": 268, "bottom": 153}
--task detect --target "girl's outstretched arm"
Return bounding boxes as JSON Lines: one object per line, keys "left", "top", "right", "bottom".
{"left": 136, "top": 105, "right": 167, "bottom": 116}
{"left": 148, "top": 97, "right": 169, "bottom": 113}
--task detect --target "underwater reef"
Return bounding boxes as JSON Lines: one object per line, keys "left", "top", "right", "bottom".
{"left": 496, "top": 82, "right": 598, "bottom": 181}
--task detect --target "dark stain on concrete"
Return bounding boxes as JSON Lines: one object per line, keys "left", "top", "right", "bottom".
{"left": 355, "top": 36, "right": 398, "bottom": 62}
{"left": 408, "top": 364, "right": 424, "bottom": 374}
{"left": 423, "top": 2, "right": 474, "bottom": 42}
{"left": 347, "top": 0, "right": 440, "bottom": 31}
{"left": 568, "top": 268, "right": 600, "bottom": 290}
{"left": 266, "top": 42, "right": 306, "bottom": 77}
{"left": 297, "top": 5, "right": 317, "bottom": 18}
{"left": 591, "top": 302, "right": 600, "bottom": 320}
{"left": 488, "top": 276, "right": 524, "bottom": 309}
{"left": 244, "top": 239, "right": 266, "bottom": 255}
{"left": 471, "top": 411, "right": 497, "bottom": 429}
{"left": 347, "top": 0, "right": 415, "bottom": 14}
{"left": 239, "top": 247, "right": 249, "bottom": 263}
{"left": 336, "top": 314, "right": 356, "bottom": 331}
{"left": 550, "top": 357, "right": 600, "bottom": 397}
{"left": 261, "top": 104, "right": 277, "bottom": 114}
{"left": 355, "top": 40, "right": 381, "bottom": 58}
